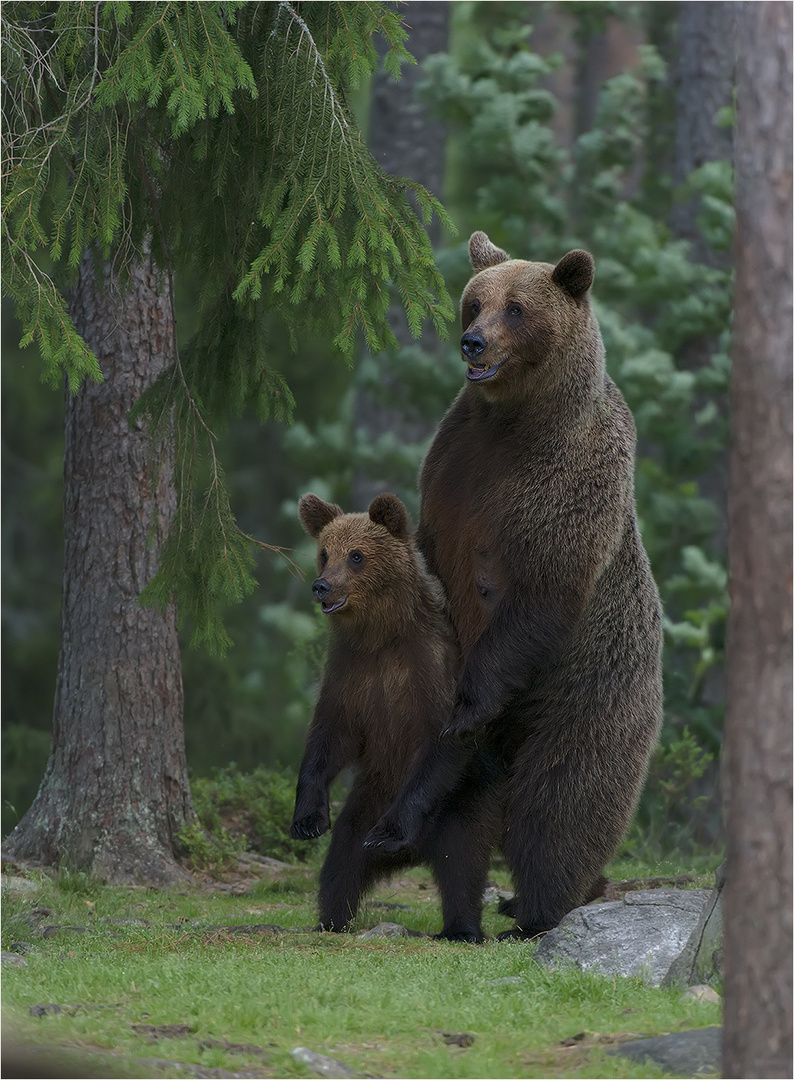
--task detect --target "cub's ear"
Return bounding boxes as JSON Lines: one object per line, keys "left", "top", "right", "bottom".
{"left": 299, "top": 494, "right": 343, "bottom": 538}
{"left": 368, "top": 494, "right": 410, "bottom": 540}
{"left": 552, "top": 250, "right": 594, "bottom": 299}
{"left": 469, "top": 231, "right": 510, "bottom": 272}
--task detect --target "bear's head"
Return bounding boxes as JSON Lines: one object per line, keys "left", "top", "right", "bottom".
{"left": 460, "top": 231, "right": 602, "bottom": 403}
{"left": 298, "top": 493, "right": 416, "bottom": 627}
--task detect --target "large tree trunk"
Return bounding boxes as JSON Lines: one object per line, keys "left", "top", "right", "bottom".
{"left": 722, "top": 4, "right": 793, "bottom": 1077}
{"left": 2, "top": 249, "right": 194, "bottom": 886}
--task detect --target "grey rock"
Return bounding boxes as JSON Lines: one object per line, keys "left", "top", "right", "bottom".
{"left": 663, "top": 865, "right": 725, "bottom": 988}
{"left": 2, "top": 951, "right": 28, "bottom": 967}
{"left": 482, "top": 886, "right": 514, "bottom": 905}
{"left": 0, "top": 875, "right": 42, "bottom": 896}
{"left": 534, "top": 888, "right": 711, "bottom": 986}
{"left": 291, "top": 1046, "right": 358, "bottom": 1078}
{"left": 608, "top": 1026, "right": 722, "bottom": 1076}
{"left": 685, "top": 984, "right": 721, "bottom": 1005}
{"left": 358, "top": 921, "right": 421, "bottom": 940}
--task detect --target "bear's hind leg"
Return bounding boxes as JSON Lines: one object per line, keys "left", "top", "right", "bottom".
{"left": 317, "top": 788, "right": 399, "bottom": 932}
{"left": 424, "top": 784, "right": 501, "bottom": 943}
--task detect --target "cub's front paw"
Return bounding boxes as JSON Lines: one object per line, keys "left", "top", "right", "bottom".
{"left": 290, "top": 807, "right": 330, "bottom": 840}
{"left": 363, "top": 819, "right": 409, "bottom": 854}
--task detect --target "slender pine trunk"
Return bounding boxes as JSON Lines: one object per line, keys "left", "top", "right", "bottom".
{"left": 3, "top": 249, "right": 194, "bottom": 885}
{"left": 722, "top": 3, "right": 793, "bottom": 1075}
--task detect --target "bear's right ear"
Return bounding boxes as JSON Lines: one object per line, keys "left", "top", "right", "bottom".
{"left": 299, "top": 494, "right": 343, "bottom": 538}
{"left": 368, "top": 494, "right": 410, "bottom": 540}
{"left": 469, "top": 231, "right": 510, "bottom": 272}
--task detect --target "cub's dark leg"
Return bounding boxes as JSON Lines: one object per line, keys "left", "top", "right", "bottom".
{"left": 317, "top": 785, "right": 400, "bottom": 932}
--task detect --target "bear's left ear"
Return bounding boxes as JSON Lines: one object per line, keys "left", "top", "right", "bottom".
{"left": 469, "top": 231, "right": 510, "bottom": 272}
{"left": 299, "top": 493, "right": 343, "bottom": 538}
{"left": 368, "top": 494, "right": 410, "bottom": 540}
{"left": 552, "top": 250, "right": 594, "bottom": 299}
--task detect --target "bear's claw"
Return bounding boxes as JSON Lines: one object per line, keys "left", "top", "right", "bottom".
{"left": 362, "top": 822, "right": 409, "bottom": 853}
{"left": 290, "top": 810, "right": 330, "bottom": 840}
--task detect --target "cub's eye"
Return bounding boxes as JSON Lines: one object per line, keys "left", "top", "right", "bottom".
{"left": 507, "top": 303, "right": 522, "bottom": 318}
{"left": 320, "top": 549, "right": 328, "bottom": 567}
{"left": 348, "top": 550, "right": 364, "bottom": 567}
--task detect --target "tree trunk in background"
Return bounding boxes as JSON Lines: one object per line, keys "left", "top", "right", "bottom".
{"left": 670, "top": 1, "right": 736, "bottom": 268}
{"left": 351, "top": 0, "right": 450, "bottom": 511}
{"left": 722, "top": 4, "right": 793, "bottom": 1077}
{"left": 2, "top": 249, "right": 194, "bottom": 885}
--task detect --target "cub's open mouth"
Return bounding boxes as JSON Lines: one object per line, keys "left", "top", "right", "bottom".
{"left": 466, "top": 357, "right": 507, "bottom": 381}
{"left": 321, "top": 598, "right": 347, "bottom": 614}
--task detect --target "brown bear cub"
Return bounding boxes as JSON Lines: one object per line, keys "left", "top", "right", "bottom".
{"left": 365, "top": 233, "right": 663, "bottom": 941}
{"left": 291, "top": 492, "right": 501, "bottom": 941}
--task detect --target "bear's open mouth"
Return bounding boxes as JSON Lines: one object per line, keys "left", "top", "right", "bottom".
{"left": 466, "top": 357, "right": 507, "bottom": 381}
{"left": 321, "top": 597, "right": 348, "bottom": 614}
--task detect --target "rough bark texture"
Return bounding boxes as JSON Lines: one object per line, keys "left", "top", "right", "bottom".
{"left": 671, "top": 1, "right": 736, "bottom": 267}
{"left": 722, "top": 4, "right": 793, "bottom": 1077}
{"left": 2, "top": 250, "right": 194, "bottom": 885}
{"left": 351, "top": 0, "right": 450, "bottom": 511}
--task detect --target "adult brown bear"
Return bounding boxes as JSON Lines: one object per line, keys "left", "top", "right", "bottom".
{"left": 291, "top": 492, "right": 502, "bottom": 940}
{"left": 365, "top": 233, "right": 663, "bottom": 940}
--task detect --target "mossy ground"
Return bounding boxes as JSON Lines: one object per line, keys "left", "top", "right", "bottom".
{"left": 1, "top": 855, "right": 722, "bottom": 1079}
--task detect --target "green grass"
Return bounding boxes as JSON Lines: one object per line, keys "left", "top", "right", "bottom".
{"left": 1, "top": 858, "right": 722, "bottom": 1079}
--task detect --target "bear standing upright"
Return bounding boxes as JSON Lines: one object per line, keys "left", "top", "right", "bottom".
{"left": 291, "top": 492, "right": 502, "bottom": 940}
{"left": 365, "top": 233, "right": 663, "bottom": 940}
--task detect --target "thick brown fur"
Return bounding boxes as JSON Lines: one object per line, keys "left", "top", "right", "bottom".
{"left": 365, "top": 233, "right": 663, "bottom": 940}
{"left": 291, "top": 493, "right": 502, "bottom": 940}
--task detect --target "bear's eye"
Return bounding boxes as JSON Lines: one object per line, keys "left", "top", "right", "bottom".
{"left": 468, "top": 298, "right": 481, "bottom": 319}
{"left": 507, "top": 303, "right": 523, "bottom": 318}
{"left": 320, "top": 549, "right": 328, "bottom": 567}
{"left": 348, "top": 550, "right": 364, "bottom": 567}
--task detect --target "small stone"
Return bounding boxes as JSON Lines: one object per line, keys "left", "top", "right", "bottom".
{"left": 2, "top": 952, "right": 28, "bottom": 967}
{"left": 358, "top": 921, "right": 409, "bottom": 939}
{"left": 482, "top": 886, "right": 514, "bottom": 905}
{"left": 685, "top": 984, "right": 721, "bottom": 1005}
{"left": 0, "top": 876, "right": 42, "bottom": 897}
{"left": 291, "top": 1046, "right": 358, "bottom": 1078}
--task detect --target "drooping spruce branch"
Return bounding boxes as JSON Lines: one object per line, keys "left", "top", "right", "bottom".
{"left": 2, "top": 1, "right": 454, "bottom": 651}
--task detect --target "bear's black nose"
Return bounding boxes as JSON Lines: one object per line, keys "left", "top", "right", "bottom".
{"left": 461, "top": 331, "right": 487, "bottom": 359}
{"left": 312, "top": 577, "right": 332, "bottom": 601}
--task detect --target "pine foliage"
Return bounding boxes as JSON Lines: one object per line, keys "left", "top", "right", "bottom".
{"left": 2, "top": 1, "right": 454, "bottom": 651}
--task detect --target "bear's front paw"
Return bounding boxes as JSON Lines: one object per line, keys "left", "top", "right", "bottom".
{"left": 362, "top": 819, "right": 410, "bottom": 854}
{"left": 290, "top": 807, "right": 330, "bottom": 840}
{"left": 440, "top": 693, "right": 484, "bottom": 739}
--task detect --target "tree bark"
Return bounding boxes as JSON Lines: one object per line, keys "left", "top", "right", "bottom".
{"left": 670, "top": 1, "right": 736, "bottom": 268}
{"left": 722, "top": 4, "right": 793, "bottom": 1077}
{"left": 2, "top": 249, "right": 194, "bottom": 886}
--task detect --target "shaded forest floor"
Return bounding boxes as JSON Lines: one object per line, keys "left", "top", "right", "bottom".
{"left": 1, "top": 855, "right": 721, "bottom": 1079}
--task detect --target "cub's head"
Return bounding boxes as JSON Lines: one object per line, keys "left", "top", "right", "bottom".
{"left": 298, "top": 493, "right": 415, "bottom": 625}
{"left": 460, "top": 231, "right": 601, "bottom": 401}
